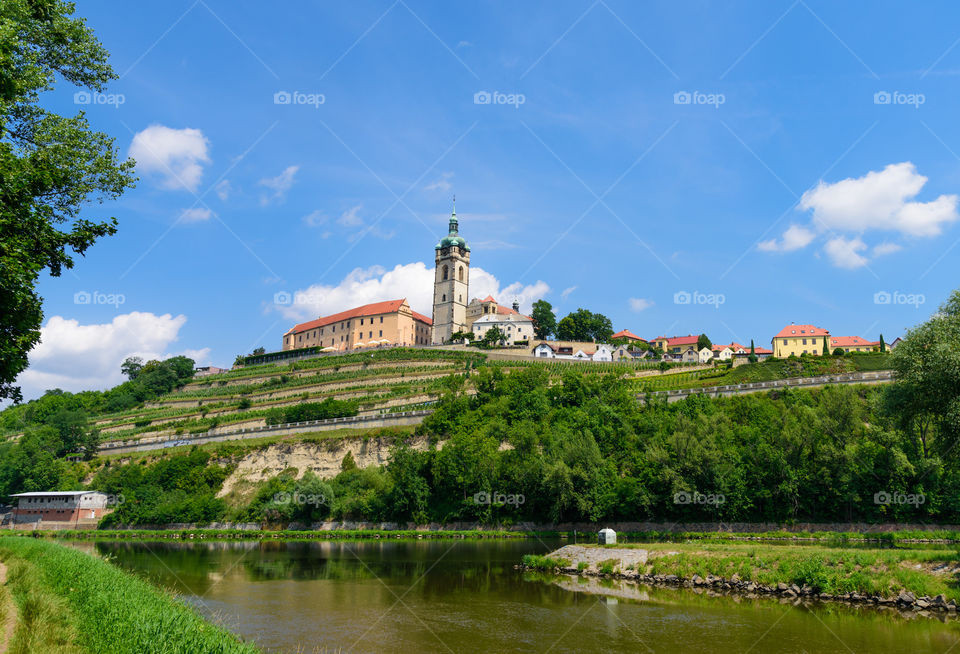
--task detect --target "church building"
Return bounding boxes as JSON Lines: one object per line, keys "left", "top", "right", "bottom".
{"left": 431, "top": 203, "right": 470, "bottom": 344}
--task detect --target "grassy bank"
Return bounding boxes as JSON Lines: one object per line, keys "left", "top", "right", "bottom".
{"left": 549, "top": 542, "right": 960, "bottom": 600}
{"left": 30, "top": 528, "right": 562, "bottom": 541}
{"left": 0, "top": 537, "right": 257, "bottom": 653}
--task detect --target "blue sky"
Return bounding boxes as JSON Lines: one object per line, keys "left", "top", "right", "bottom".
{"left": 20, "top": 0, "right": 960, "bottom": 398}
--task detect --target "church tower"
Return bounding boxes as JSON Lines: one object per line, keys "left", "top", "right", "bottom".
{"left": 431, "top": 201, "right": 470, "bottom": 344}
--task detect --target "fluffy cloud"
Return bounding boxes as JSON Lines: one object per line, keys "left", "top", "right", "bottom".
{"left": 800, "top": 163, "right": 957, "bottom": 237}
{"left": 824, "top": 236, "right": 868, "bottom": 269}
{"left": 759, "top": 162, "right": 958, "bottom": 268}
{"left": 758, "top": 224, "right": 815, "bottom": 252}
{"left": 272, "top": 262, "right": 549, "bottom": 321}
{"left": 629, "top": 298, "right": 654, "bottom": 312}
{"left": 561, "top": 286, "right": 577, "bottom": 301}
{"left": 178, "top": 207, "right": 214, "bottom": 223}
{"left": 15, "top": 312, "right": 207, "bottom": 400}
{"left": 337, "top": 205, "right": 363, "bottom": 227}
{"left": 128, "top": 125, "right": 210, "bottom": 192}
{"left": 258, "top": 165, "right": 299, "bottom": 205}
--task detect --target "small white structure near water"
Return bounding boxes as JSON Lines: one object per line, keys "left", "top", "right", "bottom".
{"left": 598, "top": 528, "right": 617, "bottom": 545}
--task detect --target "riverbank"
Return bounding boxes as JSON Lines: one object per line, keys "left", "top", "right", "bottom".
{"left": 0, "top": 537, "right": 258, "bottom": 653}
{"left": 16, "top": 526, "right": 960, "bottom": 544}
{"left": 521, "top": 543, "right": 960, "bottom": 615}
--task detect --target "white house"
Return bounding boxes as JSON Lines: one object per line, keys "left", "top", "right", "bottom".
{"left": 533, "top": 342, "right": 612, "bottom": 362}
{"left": 698, "top": 347, "right": 713, "bottom": 364}
{"left": 681, "top": 349, "right": 699, "bottom": 363}
{"left": 472, "top": 312, "right": 535, "bottom": 345}
{"left": 592, "top": 344, "right": 613, "bottom": 362}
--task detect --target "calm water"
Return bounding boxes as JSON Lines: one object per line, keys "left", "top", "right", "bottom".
{"left": 79, "top": 539, "right": 960, "bottom": 653}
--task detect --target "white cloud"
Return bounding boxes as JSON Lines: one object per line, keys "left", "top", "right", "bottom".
{"left": 128, "top": 125, "right": 210, "bottom": 192}
{"left": 16, "top": 312, "right": 207, "bottom": 400}
{"left": 824, "top": 236, "right": 869, "bottom": 269}
{"left": 800, "top": 162, "right": 958, "bottom": 237}
{"left": 337, "top": 205, "right": 363, "bottom": 227}
{"left": 303, "top": 210, "right": 327, "bottom": 227}
{"left": 272, "top": 262, "right": 549, "bottom": 320}
{"left": 258, "top": 165, "right": 299, "bottom": 205}
{"left": 178, "top": 207, "right": 214, "bottom": 223}
{"left": 758, "top": 224, "right": 815, "bottom": 252}
{"left": 561, "top": 286, "right": 577, "bottom": 301}
{"left": 216, "top": 180, "right": 232, "bottom": 201}
{"left": 425, "top": 172, "right": 454, "bottom": 191}
{"left": 629, "top": 298, "right": 654, "bottom": 312}
{"left": 873, "top": 242, "right": 902, "bottom": 256}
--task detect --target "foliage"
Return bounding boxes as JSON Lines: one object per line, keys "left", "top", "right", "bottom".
{"left": 556, "top": 308, "right": 613, "bottom": 342}
{"left": 263, "top": 397, "right": 358, "bottom": 425}
{"left": 697, "top": 334, "right": 712, "bottom": 351}
{"left": 531, "top": 299, "right": 556, "bottom": 340}
{"left": 92, "top": 448, "right": 230, "bottom": 526}
{"left": 0, "top": 0, "right": 137, "bottom": 401}
{"left": 481, "top": 326, "right": 504, "bottom": 347}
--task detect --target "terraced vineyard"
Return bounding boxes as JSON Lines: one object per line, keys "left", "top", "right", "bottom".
{"left": 74, "top": 349, "right": 485, "bottom": 445}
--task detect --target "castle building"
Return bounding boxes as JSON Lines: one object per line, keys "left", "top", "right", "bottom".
{"left": 282, "top": 299, "right": 431, "bottom": 351}
{"left": 431, "top": 204, "right": 470, "bottom": 344}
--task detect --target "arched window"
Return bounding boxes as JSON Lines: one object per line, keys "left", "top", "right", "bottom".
{"left": 442, "top": 265, "right": 448, "bottom": 280}
{"left": 458, "top": 266, "right": 464, "bottom": 281}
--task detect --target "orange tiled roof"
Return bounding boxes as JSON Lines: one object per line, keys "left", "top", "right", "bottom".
{"left": 830, "top": 336, "right": 878, "bottom": 348}
{"left": 612, "top": 329, "right": 646, "bottom": 342}
{"left": 773, "top": 324, "right": 830, "bottom": 338}
{"left": 411, "top": 311, "right": 432, "bottom": 326}
{"left": 286, "top": 299, "right": 409, "bottom": 335}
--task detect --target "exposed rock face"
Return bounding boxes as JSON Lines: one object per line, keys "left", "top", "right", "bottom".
{"left": 217, "top": 434, "right": 438, "bottom": 497}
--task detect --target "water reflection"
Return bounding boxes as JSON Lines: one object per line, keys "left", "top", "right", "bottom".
{"left": 82, "top": 539, "right": 960, "bottom": 654}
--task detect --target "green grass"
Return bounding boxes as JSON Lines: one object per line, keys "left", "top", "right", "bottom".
{"left": 0, "top": 537, "right": 258, "bottom": 653}
{"left": 521, "top": 554, "right": 571, "bottom": 570}
{"left": 636, "top": 541, "right": 960, "bottom": 598}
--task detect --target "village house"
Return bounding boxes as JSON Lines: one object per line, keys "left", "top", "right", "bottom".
{"left": 534, "top": 342, "right": 613, "bottom": 362}
{"left": 651, "top": 335, "right": 701, "bottom": 355}
{"left": 472, "top": 311, "right": 535, "bottom": 345}
{"left": 771, "top": 323, "right": 830, "bottom": 357}
{"left": 830, "top": 336, "right": 880, "bottom": 353}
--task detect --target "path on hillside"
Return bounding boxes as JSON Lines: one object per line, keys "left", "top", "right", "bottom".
{"left": 98, "top": 371, "right": 894, "bottom": 455}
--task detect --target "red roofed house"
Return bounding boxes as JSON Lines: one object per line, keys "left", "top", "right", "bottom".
{"left": 830, "top": 336, "right": 880, "bottom": 353}
{"left": 651, "top": 335, "right": 701, "bottom": 354}
{"left": 611, "top": 329, "right": 647, "bottom": 343}
{"left": 466, "top": 295, "right": 526, "bottom": 330}
{"left": 282, "top": 299, "right": 432, "bottom": 352}
{"left": 771, "top": 323, "right": 830, "bottom": 357}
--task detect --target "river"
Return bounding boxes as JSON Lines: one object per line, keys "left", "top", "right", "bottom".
{"left": 78, "top": 539, "right": 959, "bottom": 653}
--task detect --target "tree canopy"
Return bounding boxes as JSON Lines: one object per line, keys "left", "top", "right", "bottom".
{"left": 531, "top": 300, "right": 556, "bottom": 340}
{"left": 555, "top": 308, "right": 613, "bottom": 342}
{"left": 0, "top": 0, "right": 137, "bottom": 400}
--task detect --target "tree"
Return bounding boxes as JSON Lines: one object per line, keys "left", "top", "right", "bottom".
{"left": 556, "top": 308, "right": 613, "bottom": 342}
{"left": 556, "top": 316, "right": 577, "bottom": 341}
{"left": 531, "top": 300, "right": 556, "bottom": 340}
{"left": 750, "top": 340, "right": 755, "bottom": 355}
{"left": 234, "top": 355, "right": 245, "bottom": 366}
{"left": 697, "top": 334, "right": 712, "bottom": 351}
{"left": 482, "top": 326, "right": 504, "bottom": 348}
{"left": 252, "top": 347, "right": 266, "bottom": 356}
{"left": 879, "top": 333, "right": 886, "bottom": 352}
{"left": 833, "top": 347, "right": 845, "bottom": 356}
{"left": 883, "top": 289, "right": 960, "bottom": 459}
{"left": 0, "top": 1, "right": 137, "bottom": 401}
{"left": 121, "top": 356, "right": 143, "bottom": 380}
{"left": 822, "top": 336, "right": 830, "bottom": 356}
